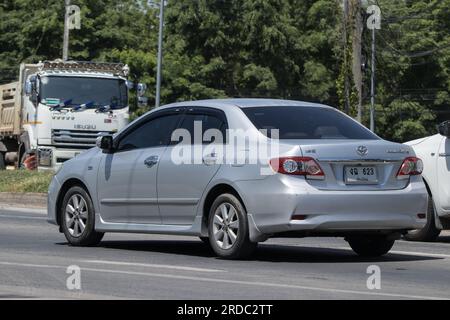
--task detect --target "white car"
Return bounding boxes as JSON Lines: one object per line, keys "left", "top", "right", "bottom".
{"left": 405, "top": 120, "right": 450, "bottom": 241}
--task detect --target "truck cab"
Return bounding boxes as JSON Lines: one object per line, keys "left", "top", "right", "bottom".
{"left": 405, "top": 121, "right": 450, "bottom": 241}
{"left": 0, "top": 60, "right": 134, "bottom": 171}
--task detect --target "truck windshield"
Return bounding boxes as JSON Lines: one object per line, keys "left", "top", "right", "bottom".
{"left": 241, "top": 106, "right": 379, "bottom": 140}
{"left": 39, "top": 76, "right": 128, "bottom": 109}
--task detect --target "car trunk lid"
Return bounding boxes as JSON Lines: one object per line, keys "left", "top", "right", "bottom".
{"left": 280, "top": 139, "right": 412, "bottom": 191}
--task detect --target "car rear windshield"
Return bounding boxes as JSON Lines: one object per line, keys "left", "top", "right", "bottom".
{"left": 241, "top": 106, "right": 379, "bottom": 140}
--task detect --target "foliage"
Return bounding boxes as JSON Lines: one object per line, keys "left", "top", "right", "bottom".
{"left": 0, "top": 170, "right": 53, "bottom": 193}
{"left": 0, "top": 0, "right": 448, "bottom": 142}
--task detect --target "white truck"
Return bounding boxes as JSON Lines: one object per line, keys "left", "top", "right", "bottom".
{"left": 0, "top": 60, "right": 132, "bottom": 171}
{"left": 405, "top": 120, "right": 450, "bottom": 241}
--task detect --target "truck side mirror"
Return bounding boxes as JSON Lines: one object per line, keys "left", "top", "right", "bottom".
{"left": 138, "top": 96, "right": 148, "bottom": 107}
{"left": 137, "top": 83, "right": 148, "bottom": 108}
{"left": 96, "top": 135, "right": 114, "bottom": 153}
{"left": 26, "top": 75, "right": 39, "bottom": 106}
{"left": 438, "top": 121, "right": 450, "bottom": 138}
{"left": 125, "top": 80, "right": 134, "bottom": 90}
{"left": 25, "top": 80, "right": 33, "bottom": 96}
{"left": 137, "top": 83, "right": 147, "bottom": 96}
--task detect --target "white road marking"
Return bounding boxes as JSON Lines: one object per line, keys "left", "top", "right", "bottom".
{"left": 336, "top": 247, "right": 450, "bottom": 259}
{"left": 389, "top": 250, "right": 450, "bottom": 259}
{"left": 0, "top": 206, "right": 46, "bottom": 215}
{"left": 83, "top": 259, "right": 224, "bottom": 273}
{"left": 0, "top": 261, "right": 448, "bottom": 300}
{"left": 0, "top": 214, "right": 47, "bottom": 220}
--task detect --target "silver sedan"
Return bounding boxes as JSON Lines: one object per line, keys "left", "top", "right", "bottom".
{"left": 47, "top": 99, "right": 428, "bottom": 259}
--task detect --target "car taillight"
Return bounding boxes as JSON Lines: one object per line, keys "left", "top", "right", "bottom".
{"left": 397, "top": 157, "right": 423, "bottom": 179}
{"left": 269, "top": 157, "right": 325, "bottom": 179}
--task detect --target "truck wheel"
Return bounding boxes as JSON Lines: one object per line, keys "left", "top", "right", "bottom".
{"left": 208, "top": 193, "right": 257, "bottom": 259}
{"left": 347, "top": 236, "right": 395, "bottom": 257}
{"left": 404, "top": 196, "right": 441, "bottom": 242}
{"left": 60, "top": 186, "right": 104, "bottom": 246}
{"left": 0, "top": 153, "right": 5, "bottom": 170}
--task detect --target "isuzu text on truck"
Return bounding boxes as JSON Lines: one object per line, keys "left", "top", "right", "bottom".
{"left": 0, "top": 60, "right": 133, "bottom": 170}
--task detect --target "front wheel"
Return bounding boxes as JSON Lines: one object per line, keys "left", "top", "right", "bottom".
{"left": 208, "top": 193, "right": 257, "bottom": 259}
{"left": 347, "top": 236, "right": 395, "bottom": 257}
{"left": 60, "top": 186, "right": 104, "bottom": 246}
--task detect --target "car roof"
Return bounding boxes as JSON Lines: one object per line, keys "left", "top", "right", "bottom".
{"left": 160, "top": 98, "right": 331, "bottom": 110}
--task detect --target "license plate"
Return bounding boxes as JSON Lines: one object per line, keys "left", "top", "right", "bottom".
{"left": 344, "top": 166, "right": 378, "bottom": 185}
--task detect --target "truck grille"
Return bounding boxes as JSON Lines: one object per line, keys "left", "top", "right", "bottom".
{"left": 52, "top": 129, "right": 114, "bottom": 149}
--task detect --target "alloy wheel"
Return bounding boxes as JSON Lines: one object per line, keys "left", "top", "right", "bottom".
{"left": 213, "top": 202, "right": 239, "bottom": 250}
{"left": 65, "top": 194, "right": 88, "bottom": 238}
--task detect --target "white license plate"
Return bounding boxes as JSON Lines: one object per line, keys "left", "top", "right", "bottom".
{"left": 344, "top": 166, "right": 378, "bottom": 184}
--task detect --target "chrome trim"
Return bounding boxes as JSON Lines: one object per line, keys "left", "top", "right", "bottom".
{"left": 100, "top": 198, "right": 198, "bottom": 205}
{"left": 101, "top": 198, "right": 158, "bottom": 205}
{"left": 158, "top": 198, "right": 199, "bottom": 205}
{"left": 317, "top": 158, "right": 402, "bottom": 163}
{"left": 356, "top": 145, "right": 368, "bottom": 156}
{"left": 52, "top": 129, "right": 115, "bottom": 149}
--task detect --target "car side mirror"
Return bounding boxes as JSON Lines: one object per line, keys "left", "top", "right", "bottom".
{"left": 438, "top": 121, "right": 450, "bottom": 138}
{"left": 96, "top": 135, "right": 114, "bottom": 153}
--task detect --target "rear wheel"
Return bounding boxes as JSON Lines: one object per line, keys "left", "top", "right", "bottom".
{"left": 347, "top": 235, "right": 395, "bottom": 257}
{"left": 0, "top": 152, "right": 5, "bottom": 170}
{"left": 60, "top": 186, "right": 104, "bottom": 246}
{"left": 208, "top": 193, "right": 257, "bottom": 259}
{"left": 404, "top": 196, "right": 441, "bottom": 242}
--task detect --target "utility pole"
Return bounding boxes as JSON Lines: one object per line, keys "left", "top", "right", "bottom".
{"left": 155, "top": 0, "right": 165, "bottom": 108}
{"left": 366, "top": 4, "right": 381, "bottom": 132}
{"left": 351, "top": 0, "right": 363, "bottom": 123}
{"left": 342, "top": 0, "right": 350, "bottom": 115}
{"left": 62, "top": 0, "right": 71, "bottom": 61}
{"left": 370, "top": 27, "right": 376, "bottom": 132}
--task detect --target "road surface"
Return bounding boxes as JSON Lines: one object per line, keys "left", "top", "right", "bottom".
{"left": 0, "top": 206, "right": 449, "bottom": 300}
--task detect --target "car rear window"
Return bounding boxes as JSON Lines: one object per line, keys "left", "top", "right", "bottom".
{"left": 241, "top": 106, "right": 379, "bottom": 140}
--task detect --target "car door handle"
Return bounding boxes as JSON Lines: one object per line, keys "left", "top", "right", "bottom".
{"left": 144, "top": 155, "right": 159, "bottom": 168}
{"left": 439, "top": 153, "right": 450, "bottom": 157}
{"left": 203, "top": 153, "right": 218, "bottom": 165}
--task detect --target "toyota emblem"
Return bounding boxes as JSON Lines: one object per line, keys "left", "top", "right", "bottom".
{"left": 356, "top": 145, "right": 368, "bottom": 156}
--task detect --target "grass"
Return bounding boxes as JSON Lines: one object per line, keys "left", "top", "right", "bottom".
{"left": 0, "top": 170, "right": 53, "bottom": 193}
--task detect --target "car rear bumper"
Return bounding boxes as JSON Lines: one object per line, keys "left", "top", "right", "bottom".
{"left": 235, "top": 175, "right": 428, "bottom": 238}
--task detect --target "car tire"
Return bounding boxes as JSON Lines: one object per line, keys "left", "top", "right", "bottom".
{"left": 347, "top": 236, "right": 395, "bottom": 257}
{"left": 0, "top": 152, "right": 5, "bottom": 170}
{"left": 208, "top": 193, "right": 257, "bottom": 260}
{"left": 404, "top": 196, "right": 441, "bottom": 242}
{"left": 60, "top": 186, "right": 104, "bottom": 246}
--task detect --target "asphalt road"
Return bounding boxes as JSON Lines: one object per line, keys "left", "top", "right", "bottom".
{"left": 0, "top": 206, "right": 450, "bottom": 300}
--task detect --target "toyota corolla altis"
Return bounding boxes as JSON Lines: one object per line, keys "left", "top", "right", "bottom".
{"left": 48, "top": 99, "right": 428, "bottom": 259}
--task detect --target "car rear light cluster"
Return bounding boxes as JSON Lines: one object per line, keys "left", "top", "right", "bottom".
{"left": 397, "top": 157, "right": 423, "bottom": 179}
{"left": 269, "top": 157, "right": 325, "bottom": 179}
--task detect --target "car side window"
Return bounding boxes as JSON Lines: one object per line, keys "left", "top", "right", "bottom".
{"left": 117, "top": 114, "right": 181, "bottom": 151}
{"left": 175, "top": 112, "right": 226, "bottom": 145}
